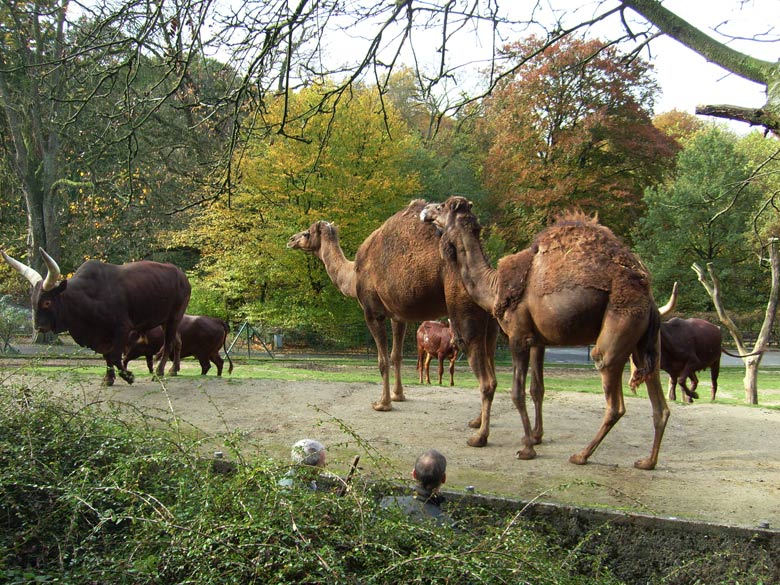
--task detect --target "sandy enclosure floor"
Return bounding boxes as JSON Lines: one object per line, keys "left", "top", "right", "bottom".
{"left": 19, "top": 362, "right": 780, "bottom": 531}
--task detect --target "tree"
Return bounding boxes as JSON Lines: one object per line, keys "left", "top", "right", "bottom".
{"left": 0, "top": 0, "right": 224, "bottom": 268}
{"left": 692, "top": 240, "right": 779, "bottom": 405}
{"left": 175, "top": 83, "right": 424, "bottom": 332}
{"left": 620, "top": 0, "right": 780, "bottom": 133}
{"left": 635, "top": 126, "right": 764, "bottom": 313}
{"left": 635, "top": 125, "right": 780, "bottom": 404}
{"left": 478, "top": 35, "right": 678, "bottom": 246}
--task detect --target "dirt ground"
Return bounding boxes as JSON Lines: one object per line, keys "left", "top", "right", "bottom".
{"left": 21, "top": 358, "right": 780, "bottom": 532}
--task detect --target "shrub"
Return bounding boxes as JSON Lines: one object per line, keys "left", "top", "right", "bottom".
{"left": 0, "top": 380, "right": 621, "bottom": 584}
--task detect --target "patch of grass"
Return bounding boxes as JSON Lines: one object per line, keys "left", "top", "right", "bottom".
{"left": 15, "top": 355, "right": 780, "bottom": 407}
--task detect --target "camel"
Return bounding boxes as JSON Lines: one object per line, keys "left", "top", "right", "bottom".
{"left": 416, "top": 320, "right": 459, "bottom": 385}
{"left": 287, "top": 200, "right": 512, "bottom": 447}
{"left": 421, "top": 196, "right": 670, "bottom": 470}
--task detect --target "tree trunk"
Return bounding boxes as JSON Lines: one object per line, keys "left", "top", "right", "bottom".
{"left": 692, "top": 238, "right": 780, "bottom": 404}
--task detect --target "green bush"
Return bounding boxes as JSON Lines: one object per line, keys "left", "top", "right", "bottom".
{"left": 0, "top": 295, "right": 28, "bottom": 352}
{"left": 0, "top": 381, "right": 622, "bottom": 584}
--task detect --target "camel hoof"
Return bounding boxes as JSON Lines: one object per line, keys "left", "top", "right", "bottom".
{"left": 569, "top": 453, "right": 588, "bottom": 465}
{"left": 391, "top": 393, "right": 406, "bottom": 402}
{"left": 467, "top": 416, "right": 482, "bottom": 429}
{"left": 516, "top": 446, "right": 536, "bottom": 460}
{"left": 467, "top": 435, "right": 487, "bottom": 448}
{"left": 372, "top": 401, "right": 392, "bottom": 412}
{"left": 532, "top": 434, "right": 543, "bottom": 446}
{"left": 634, "top": 457, "right": 656, "bottom": 471}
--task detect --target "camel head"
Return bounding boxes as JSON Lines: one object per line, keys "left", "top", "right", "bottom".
{"left": 287, "top": 221, "right": 337, "bottom": 253}
{"left": 420, "top": 196, "right": 481, "bottom": 235}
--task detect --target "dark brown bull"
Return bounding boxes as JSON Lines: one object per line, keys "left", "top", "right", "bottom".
{"left": 124, "top": 314, "right": 234, "bottom": 376}
{"left": 2, "top": 248, "right": 190, "bottom": 385}
{"left": 416, "top": 320, "right": 459, "bottom": 385}
{"left": 660, "top": 317, "right": 722, "bottom": 402}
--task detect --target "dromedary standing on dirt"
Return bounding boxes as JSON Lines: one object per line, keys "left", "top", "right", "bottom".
{"left": 287, "top": 200, "right": 544, "bottom": 447}
{"left": 421, "top": 196, "right": 669, "bottom": 469}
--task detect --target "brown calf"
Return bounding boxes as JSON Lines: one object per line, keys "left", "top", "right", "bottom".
{"left": 124, "top": 314, "right": 233, "bottom": 376}
{"left": 416, "top": 320, "right": 459, "bottom": 385}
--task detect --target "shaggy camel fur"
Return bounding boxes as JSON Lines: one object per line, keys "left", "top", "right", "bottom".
{"left": 421, "top": 196, "right": 669, "bottom": 470}
{"left": 288, "top": 200, "right": 514, "bottom": 447}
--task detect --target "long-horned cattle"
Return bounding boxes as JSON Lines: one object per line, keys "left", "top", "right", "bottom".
{"left": 416, "top": 320, "right": 459, "bottom": 385}
{"left": 2, "top": 249, "right": 190, "bottom": 385}
{"left": 124, "top": 314, "right": 234, "bottom": 376}
{"left": 421, "top": 196, "right": 669, "bottom": 470}
{"left": 660, "top": 317, "right": 723, "bottom": 402}
{"left": 288, "top": 201, "right": 543, "bottom": 448}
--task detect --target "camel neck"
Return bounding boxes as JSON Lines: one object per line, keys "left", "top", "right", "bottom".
{"left": 319, "top": 234, "right": 357, "bottom": 298}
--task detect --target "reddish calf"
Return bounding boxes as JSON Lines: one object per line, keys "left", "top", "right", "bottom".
{"left": 124, "top": 315, "right": 233, "bottom": 376}
{"left": 416, "top": 320, "right": 459, "bottom": 385}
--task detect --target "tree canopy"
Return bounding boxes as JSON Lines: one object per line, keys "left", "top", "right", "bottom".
{"left": 478, "top": 35, "right": 678, "bottom": 246}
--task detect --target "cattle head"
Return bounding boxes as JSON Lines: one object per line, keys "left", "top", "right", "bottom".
{"left": 2, "top": 248, "right": 65, "bottom": 333}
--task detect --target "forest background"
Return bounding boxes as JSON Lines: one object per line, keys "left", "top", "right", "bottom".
{"left": 1, "top": 0, "right": 779, "bottom": 352}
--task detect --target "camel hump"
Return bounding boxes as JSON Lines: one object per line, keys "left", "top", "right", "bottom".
{"left": 532, "top": 215, "right": 651, "bottom": 314}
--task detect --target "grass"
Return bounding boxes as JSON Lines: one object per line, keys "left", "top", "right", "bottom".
{"left": 12, "top": 353, "right": 780, "bottom": 408}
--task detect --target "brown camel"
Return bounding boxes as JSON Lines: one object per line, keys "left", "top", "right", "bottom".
{"left": 287, "top": 200, "right": 512, "bottom": 447}
{"left": 416, "top": 320, "right": 459, "bottom": 385}
{"left": 421, "top": 196, "right": 670, "bottom": 470}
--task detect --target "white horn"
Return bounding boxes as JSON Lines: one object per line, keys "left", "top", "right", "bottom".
{"left": 39, "top": 248, "right": 62, "bottom": 291}
{"left": 658, "top": 281, "right": 678, "bottom": 317}
{"left": 1, "top": 250, "right": 43, "bottom": 287}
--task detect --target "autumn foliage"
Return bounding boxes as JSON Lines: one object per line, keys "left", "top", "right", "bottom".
{"left": 479, "top": 36, "right": 679, "bottom": 247}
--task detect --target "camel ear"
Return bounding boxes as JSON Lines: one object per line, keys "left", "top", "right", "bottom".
{"left": 450, "top": 197, "right": 472, "bottom": 213}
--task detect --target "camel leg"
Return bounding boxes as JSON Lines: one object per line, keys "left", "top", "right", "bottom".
{"left": 569, "top": 362, "right": 625, "bottom": 465}
{"left": 634, "top": 368, "right": 669, "bottom": 470}
{"left": 459, "top": 318, "right": 498, "bottom": 447}
{"left": 529, "top": 346, "right": 545, "bottom": 445}
{"left": 629, "top": 335, "right": 670, "bottom": 470}
{"left": 389, "top": 319, "right": 406, "bottom": 402}
{"left": 424, "top": 353, "right": 432, "bottom": 384}
{"left": 365, "top": 316, "right": 392, "bottom": 411}
{"left": 511, "top": 344, "right": 537, "bottom": 460}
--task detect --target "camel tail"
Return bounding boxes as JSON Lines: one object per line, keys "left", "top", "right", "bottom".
{"left": 630, "top": 306, "right": 661, "bottom": 390}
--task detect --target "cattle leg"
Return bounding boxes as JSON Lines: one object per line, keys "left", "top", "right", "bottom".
{"left": 437, "top": 355, "right": 445, "bottom": 385}
{"left": 417, "top": 347, "right": 425, "bottom": 383}
{"left": 423, "top": 353, "right": 433, "bottom": 384}
{"left": 449, "top": 355, "right": 456, "bottom": 386}
{"left": 198, "top": 357, "right": 211, "bottom": 375}
{"left": 678, "top": 369, "right": 699, "bottom": 402}
{"left": 213, "top": 353, "right": 224, "bottom": 376}
{"left": 710, "top": 361, "right": 720, "bottom": 401}
{"left": 667, "top": 376, "right": 677, "bottom": 401}
{"left": 104, "top": 364, "right": 116, "bottom": 386}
